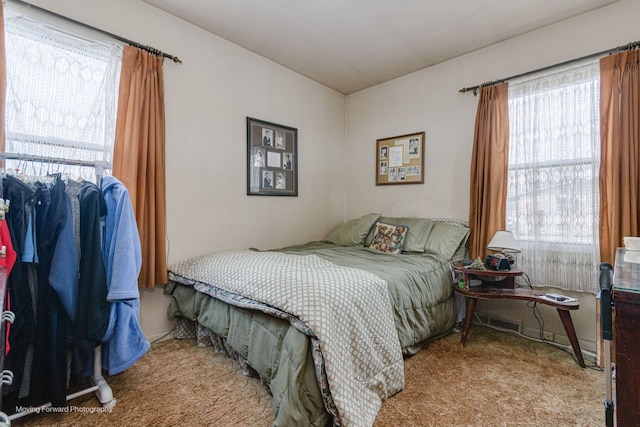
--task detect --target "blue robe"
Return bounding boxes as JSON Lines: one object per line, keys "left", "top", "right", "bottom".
{"left": 100, "top": 176, "right": 149, "bottom": 375}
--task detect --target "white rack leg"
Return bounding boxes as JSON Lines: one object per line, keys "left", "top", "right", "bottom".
{"left": 90, "top": 345, "right": 116, "bottom": 410}
{"left": 8, "top": 345, "right": 116, "bottom": 420}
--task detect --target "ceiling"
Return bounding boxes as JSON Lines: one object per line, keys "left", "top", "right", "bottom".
{"left": 141, "top": 0, "right": 620, "bottom": 94}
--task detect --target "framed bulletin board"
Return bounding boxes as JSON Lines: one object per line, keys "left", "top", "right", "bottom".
{"left": 375, "top": 131, "right": 425, "bottom": 185}
{"left": 246, "top": 117, "right": 298, "bottom": 196}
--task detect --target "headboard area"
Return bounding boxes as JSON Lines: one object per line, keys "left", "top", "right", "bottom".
{"left": 325, "top": 214, "right": 470, "bottom": 263}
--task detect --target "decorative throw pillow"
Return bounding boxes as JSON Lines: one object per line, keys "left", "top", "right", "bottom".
{"left": 368, "top": 221, "right": 409, "bottom": 254}
{"left": 325, "top": 213, "right": 381, "bottom": 246}
{"left": 364, "top": 216, "right": 433, "bottom": 253}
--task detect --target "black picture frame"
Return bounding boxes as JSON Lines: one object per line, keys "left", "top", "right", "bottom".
{"left": 247, "top": 117, "right": 298, "bottom": 196}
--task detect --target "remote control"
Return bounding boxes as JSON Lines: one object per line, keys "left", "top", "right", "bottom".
{"left": 545, "top": 293, "right": 568, "bottom": 302}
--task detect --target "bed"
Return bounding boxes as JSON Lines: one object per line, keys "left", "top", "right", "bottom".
{"left": 166, "top": 214, "right": 470, "bottom": 427}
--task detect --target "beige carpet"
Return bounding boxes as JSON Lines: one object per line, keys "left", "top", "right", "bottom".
{"left": 11, "top": 326, "right": 604, "bottom": 427}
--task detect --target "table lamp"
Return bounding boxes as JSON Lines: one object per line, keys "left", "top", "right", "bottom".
{"left": 486, "top": 230, "right": 521, "bottom": 270}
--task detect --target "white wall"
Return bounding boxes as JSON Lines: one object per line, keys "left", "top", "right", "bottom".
{"left": 29, "top": 0, "right": 347, "bottom": 339}
{"left": 345, "top": 0, "right": 640, "bottom": 352}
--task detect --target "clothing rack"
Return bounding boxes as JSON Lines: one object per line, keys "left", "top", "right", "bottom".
{"left": 0, "top": 155, "right": 117, "bottom": 420}
{"left": 8, "top": 348, "right": 116, "bottom": 421}
{"left": 0, "top": 261, "right": 12, "bottom": 424}
{"left": 0, "top": 152, "right": 111, "bottom": 177}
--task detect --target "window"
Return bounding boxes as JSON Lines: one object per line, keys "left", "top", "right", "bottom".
{"left": 3, "top": 5, "right": 122, "bottom": 183}
{"left": 506, "top": 62, "right": 600, "bottom": 293}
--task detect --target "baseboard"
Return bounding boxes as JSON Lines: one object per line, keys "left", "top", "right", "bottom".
{"left": 521, "top": 326, "right": 596, "bottom": 355}
{"left": 475, "top": 314, "right": 522, "bottom": 334}
{"left": 473, "top": 312, "right": 597, "bottom": 362}
{"left": 147, "top": 329, "right": 175, "bottom": 344}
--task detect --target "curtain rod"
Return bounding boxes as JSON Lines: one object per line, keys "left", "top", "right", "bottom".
{"left": 7, "top": 0, "right": 182, "bottom": 63}
{"left": 459, "top": 40, "right": 640, "bottom": 95}
{"left": 1, "top": 151, "right": 110, "bottom": 169}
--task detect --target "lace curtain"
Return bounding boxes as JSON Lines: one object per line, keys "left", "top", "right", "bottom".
{"left": 507, "top": 62, "right": 600, "bottom": 293}
{"left": 3, "top": 5, "right": 122, "bottom": 182}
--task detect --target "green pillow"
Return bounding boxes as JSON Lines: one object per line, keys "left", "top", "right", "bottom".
{"left": 365, "top": 216, "right": 433, "bottom": 253}
{"left": 424, "top": 222, "right": 470, "bottom": 260}
{"left": 326, "top": 213, "right": 381, "bottom": 246}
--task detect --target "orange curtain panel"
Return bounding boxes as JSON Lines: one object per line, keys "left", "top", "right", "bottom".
{"left": 113, "top": 46, "right": 168, "bottom": 287}
{"left": 468, "top": 83, "right": 510, "bottom": 260}
{"left": 599, "top": 50, "right": 640, "bottom": 265}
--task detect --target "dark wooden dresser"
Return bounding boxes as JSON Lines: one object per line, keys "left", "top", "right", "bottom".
{"left": 613, "top": 247, "right": 640, "bottom": 427}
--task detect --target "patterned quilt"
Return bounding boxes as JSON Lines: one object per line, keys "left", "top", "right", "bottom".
{"left": 169, "top": 249, "right": 405, "bottom": 427}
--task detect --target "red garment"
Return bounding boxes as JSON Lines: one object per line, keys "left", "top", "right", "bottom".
{"left": 0, "top": 219, "right": 17, "bottom": 356}
{"left": 0, "top": 220, "right": 17, "bottom": 271}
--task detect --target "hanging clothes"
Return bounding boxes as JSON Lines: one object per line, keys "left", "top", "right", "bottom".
{"left": 49, "top": 190, "right": 79, "bottom": 325}
{"left": 0, "top": 172, "right": 146, "bottom": 411}
{"left": 0, "top": 216, "right": 17, "bottom": 277}
{"left": 74, "top": 180, "right": 110, "bottom": 379}
{"left": 0, "top": 213, "right": 18, "bottom": 357}
{"left": 1, "top": 175, "right": 36, "bottom": 406}
{"left": 63, "top": 180, "right": 82, "bottom": 267}
{"left": 29, "top": 175, "right": 68, "bottom": 407}
{"left": 100, "top": 176, "right": 149, "bottom": 375}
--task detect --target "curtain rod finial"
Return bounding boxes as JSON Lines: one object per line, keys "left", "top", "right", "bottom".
{"left": 459, "top": 86, "right": 480, "bottom": 96}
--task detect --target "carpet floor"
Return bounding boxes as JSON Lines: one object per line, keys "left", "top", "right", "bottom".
{"left": 11, "top": 325, "right": 604, "bottom": 427}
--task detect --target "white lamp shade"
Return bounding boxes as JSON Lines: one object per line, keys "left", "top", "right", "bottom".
{"left": 487, "top": 230, "right": 521, "bottom": 253}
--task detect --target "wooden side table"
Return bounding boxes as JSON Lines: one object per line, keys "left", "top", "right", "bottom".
{"left": 455, "top": 264, "right": 523, "bottom": 289}
{"left": 453, "top": 265, "right": 585, "bottom": 368}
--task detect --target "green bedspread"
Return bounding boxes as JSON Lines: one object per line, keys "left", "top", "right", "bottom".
{"left": 276, "top": 242, "right": 456, "bottom": 355}
{"left": 167, "top": 242, "right": 456, "bottom": 427}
